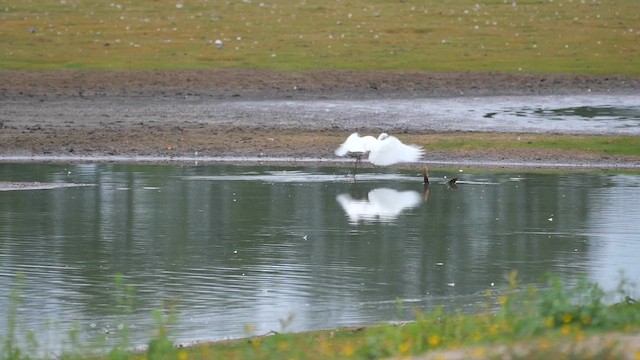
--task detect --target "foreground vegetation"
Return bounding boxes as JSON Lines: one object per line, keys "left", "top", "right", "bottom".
{"left": 2, "top": 272, "right": 639, "bottom": 359}
{"left": 1, "top": 0, "right": 639, "bottom": 74}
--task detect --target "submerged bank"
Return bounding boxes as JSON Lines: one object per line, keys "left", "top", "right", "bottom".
{"left": 0, "top": 153, "right": 639, "bottom": 171}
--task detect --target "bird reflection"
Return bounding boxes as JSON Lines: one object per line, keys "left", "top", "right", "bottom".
{"left": 423, "top": 166, "right": 430, "bottom": 202}
{"left": 336, "top": 188, "right": 422, "bottom": 224}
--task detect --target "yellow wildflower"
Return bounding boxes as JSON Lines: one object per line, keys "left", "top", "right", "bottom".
{"left": 562, "top": 313, "right": 573, "bottom": 324}
{"left": 342, "top": 343, "right": 354, "bottom": 357}
{"left": 428, "top": 335, "right": 441, "bottom": 347}
{"left": 399, "top": 341, "right": 411, "bottom": 354}
{"left": 177, "top": 351, "right": 189, "bottom": 360}
{"left": 561, "top": 325, "right": 571, "bottom": 335}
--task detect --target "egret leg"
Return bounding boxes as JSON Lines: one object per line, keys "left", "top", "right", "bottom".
{"left": 352, "top": 157, "right": 359, "bottom": 182}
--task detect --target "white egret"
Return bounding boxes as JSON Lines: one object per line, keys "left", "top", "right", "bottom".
{"left": 334, "top": 133, "right": 378, "bottom": 175}
{"left": 335, "top": 132, "right": 424, "bottom": 177}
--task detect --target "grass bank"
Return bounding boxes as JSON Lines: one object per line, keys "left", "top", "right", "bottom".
{"left": 1, "top": 0, "right": 639, "bottom": 75}
{"left": 2, "top": 129, "right": 639, "bottom": 168}
{"left": 184, "top": 273, "right": 640, "bottom": 359}
{"left": 3, "top": 273, "right": 639, "bottom": 359}
{"left": 418, "top": 133, "right": 640, "bottom": 158}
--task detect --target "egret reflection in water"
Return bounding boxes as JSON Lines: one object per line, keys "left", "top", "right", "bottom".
{"left": 336, "top": 188, "right": 422, "bottom": 223}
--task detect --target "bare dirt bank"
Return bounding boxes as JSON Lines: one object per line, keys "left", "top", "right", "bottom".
{"left": 1, "top": 69, "right": 639, "bottom": 169}
{"left": 3, "top": 69, "right": 640, "bottom": 99}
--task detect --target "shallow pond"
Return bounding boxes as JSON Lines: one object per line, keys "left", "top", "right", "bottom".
{"left": 224, "top": 94, "right": 640, "bottom": 134}
{"left": 1, "top": 163, "right": 639, "bottom": 353}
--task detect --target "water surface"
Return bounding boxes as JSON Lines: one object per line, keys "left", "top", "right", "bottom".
{"left": 1, "top": 163, "right": 639, "bottom": 353}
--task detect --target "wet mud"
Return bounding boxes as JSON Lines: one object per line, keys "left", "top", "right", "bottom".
{"left": 1, "top": 69, "right": 639, "bottom": 169}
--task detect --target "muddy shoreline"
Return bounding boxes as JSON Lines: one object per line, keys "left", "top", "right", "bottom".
{"left": 4, "top": 69, "right": 640, "bottom": 99}
{"left": 2, "top": 69, "right": 639, "bottom": 170}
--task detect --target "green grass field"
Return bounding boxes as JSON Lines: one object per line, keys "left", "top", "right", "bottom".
{"left": 1, "top": 0, "right": 639, "bottom": 74}
{"left": 420, "top": 133, "right": 640, "bottom": 158}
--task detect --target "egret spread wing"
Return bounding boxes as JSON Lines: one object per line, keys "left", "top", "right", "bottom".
{"left": 368, "top": 135, "right": 424, "bottom": 166}
{"left": 335, "top": 133, "right": 379, "bottom": 156}
{"left": 335, "top": 133, "right": 361, "bottom": 156}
